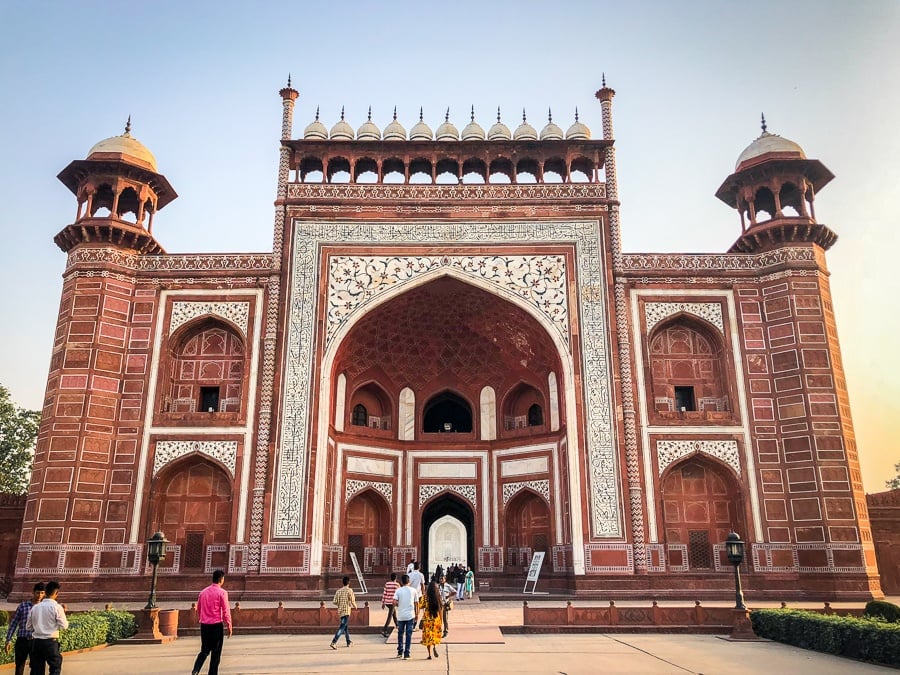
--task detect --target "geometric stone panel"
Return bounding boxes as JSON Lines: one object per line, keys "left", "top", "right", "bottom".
{"left": 656, "top": 439, "right": 741, "bottom": 477}
{"left": 169, "top": 301, "right": 250, "bottom": 337}
{"left": 645, "top": 302, "right": 724, "bottom": 334}
{"left": 153, "top": 440, "right": 238, "bottom": 478}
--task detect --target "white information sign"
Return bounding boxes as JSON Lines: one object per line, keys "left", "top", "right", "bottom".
{"left": 348, "top": 552, "right": 368, "bottom": 594}
{"left": 523, "top": 551, "right": 546, "bottom": 593}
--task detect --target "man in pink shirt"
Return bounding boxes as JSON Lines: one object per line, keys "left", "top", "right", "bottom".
{"left": 192, "top": 570, "right": 232, "bottom": 675}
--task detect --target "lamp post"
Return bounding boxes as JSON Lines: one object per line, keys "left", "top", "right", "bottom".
{"left": 144, "top": 531, "right": 168, "bottom": 610}
{"left": 724, "top": 531, "right": 746, "bottom": 610}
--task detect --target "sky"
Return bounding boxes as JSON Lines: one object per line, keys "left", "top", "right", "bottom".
{"left": 0, "top": 1, "right": 897, "bottom": 491}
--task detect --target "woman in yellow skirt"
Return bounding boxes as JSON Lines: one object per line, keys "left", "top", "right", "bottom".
{"left": 419, "top": 579, "right": 443, "bottom": 659}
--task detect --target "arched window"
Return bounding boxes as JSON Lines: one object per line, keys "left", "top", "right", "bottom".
{"left": 423, "top": 391, "right": 472, "bottom": 433}
{"left": 351, "top": 403, "right": 368, "bottom": 427}
{"left": 501, "top": 382, "right": 545, "bottom": 433}
{"left": 528, "top": 403, "right": 543, "bottom": 426}
{"left": 167, "top": 319, "right": 244, "bottom": 414}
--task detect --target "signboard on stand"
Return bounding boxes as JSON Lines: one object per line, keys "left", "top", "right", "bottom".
{"left": 348, "top": 552, "right": 368, "bottom": 594}
{"left": 523, "top": 551, "right": 546, "bottom": 594}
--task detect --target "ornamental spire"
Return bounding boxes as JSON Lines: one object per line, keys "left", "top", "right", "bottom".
{"left": 761, "top": 112, "right": 767, "bottom": 134}
{"left": 124, "top": 115, "right": 131, "bottom": 135}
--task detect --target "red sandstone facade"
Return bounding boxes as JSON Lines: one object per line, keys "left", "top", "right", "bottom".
{"left": 11, "top": 82, "right": 881, "bottom": 600}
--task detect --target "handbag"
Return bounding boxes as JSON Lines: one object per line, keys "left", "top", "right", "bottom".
{"left": 418, "top": 618, "right": 425, "bottom": 629}
{"left": 445, "top": 599, "right": 454, "bottom": 611}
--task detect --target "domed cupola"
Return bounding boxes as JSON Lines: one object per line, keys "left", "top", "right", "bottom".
{"left": 356, "top": 106, "right": 381, "bottom": 140}
{"left": 303, "top": 107, "right": 328, "bottom": 140}
{"left": 409, "top": 108, "right": 433, "bottom": 141}
{"left": 383, "top": 107, "right": 407, "bottom": 141}
{"left": 461, "top": 106, "right": 485, "bottom": 141}
{"left": 565, "top": 108, "right": 591, "bottom": 140}
{"left": 487, "top": 107, "right": 511, "bottom": 141}
{"left": 716, "top": 114, "right": 836, "bottom": 253}
{"left": 435, "top": 108, "right": 459, "bottom": 141}
{"left": 513, "top": 110, "right": 538, "bottom": 141}
{"left": 330, "top": 107, "right": 354, "bottom": 140}
{"left": 539, "top": 109, "right": 563, "bottom": 140}
{"left": 55, "top": 117, "right": 177, "bottom": 255}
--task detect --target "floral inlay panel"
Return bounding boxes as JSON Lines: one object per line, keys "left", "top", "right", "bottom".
{"left": 418, "top": 484, "right": 477, "bottom": 508}
{"left": 170, "top": 301, "right": 250, "bottom": 337}
{"left": 656, "top": 440, "right": 741, "bottom": 477}
{"left": 153, "top": 440, "right": 238, "bottom": 478}
{"left": 644, "top": 302, "right": 724, "bottom": 335}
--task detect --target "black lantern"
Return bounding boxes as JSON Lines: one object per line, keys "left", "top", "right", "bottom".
{"left": 144, "top": 531, "right": 168, "bottom": 610}
{"left": 724, "top": 531, "right": 746, "bottom": 610}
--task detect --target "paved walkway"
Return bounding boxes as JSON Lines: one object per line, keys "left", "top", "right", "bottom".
{"left": 18, "top": 597, "right": 897, "bottom": 674}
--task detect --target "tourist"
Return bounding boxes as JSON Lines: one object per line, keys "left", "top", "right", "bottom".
{"left": 329, "top": 576, "right": 356, "bottom": 649}
{"left": 419, "top": 580, "right": 443, "bottom": 659}
{"left": 408, "top": 561, "right": 425, "bottom": 598}
{"left": 5, "top": 582, "right": 45, "bottom": 675}
{"left": 380, "top": 572, "right": 400, "bottom": 637}
{"left": 392, "top": 574, "right": 419, "bottom": 660}
{"left": 191, "top": 569, "right": 232, "bottom": 675}
{"left": 456, "top": 566, "right": 465, "bottom": 601}
{"left": 406, "top": 560, "right": 415, "bottom": 575}
{"left": 439, "top": 575, "right": 455, "bottom": 637}
{"left": 25, "top": 580, "right": 67, "bottom": 675}
{"left": 464, "top": 566, "right": 475, "bottom": 599}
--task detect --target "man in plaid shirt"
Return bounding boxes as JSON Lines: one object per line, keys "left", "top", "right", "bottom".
{"left": 329, "top": 576, "right": 357, "bottom": 649}
{"left": 4, "top": 582, "right": 45, "bottom": 675}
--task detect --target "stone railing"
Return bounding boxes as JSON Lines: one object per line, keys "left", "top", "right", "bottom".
{"left": 177, "top": 601, "right": 371, "bottom": 634}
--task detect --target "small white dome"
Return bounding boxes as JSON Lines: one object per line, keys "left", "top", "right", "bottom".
{"left": 565, "top": 109, "right": 591, "bottom": 140}
{"left": 735, "top": 130, "right": 806, "bottom": 171}
{"left": 539, "top": 109, "right": 563, "bottom": 140}
{"left": 330, "top": 107, "right": 354, "bottom": 141}
{"left": 487, "top": 108, "right": 511, "bottom": 141}
{"left": 435, "top": 109, "right": 459, "bottom": 141}
{"left": 409, "top": 108, "right": 433, "bottom": 141}
{"left": 461, "top": 106, "right": 485, "bottom": 141}
{"left": 303, "top": 107, "right": 328, "bottom": 140}
{"left": 356, "top": 107, "right": 381, "bottom": 141}
{"left": 87, "top": 119, "right": 157, "bottom": 171}
{"left": 383, "top": 107, "right": 407, "bottom": 141}
{"left": 513, "top": 110, "right": 537, "bottom": 141}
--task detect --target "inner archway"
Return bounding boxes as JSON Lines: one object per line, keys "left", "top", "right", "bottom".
{"left": 505, "top": 490, "right": 551, "bottom": 569}
{"left": 421, "top": 493, "right": 475, "bottom": 579}
{"left": 345, "top": 490, "right": 390, "bottom": 572}
{"left": 661, "top": 456, "right": 744, "bottom": 570}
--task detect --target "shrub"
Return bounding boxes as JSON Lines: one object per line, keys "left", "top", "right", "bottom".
{"left": 0, "top": 609, "right": 138, "bottom": 666}
{"left": 751, "top": 608, "right": 900, "bottom": 667}
{"left": 864, "top": 600, "right": 900, "bottom": 623}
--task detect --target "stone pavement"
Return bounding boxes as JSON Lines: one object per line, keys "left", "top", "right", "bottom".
{"left": 32, "top": 597, "right": 900, "bottom": 674}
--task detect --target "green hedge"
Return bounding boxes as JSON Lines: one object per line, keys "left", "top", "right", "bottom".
{"left": 0, "top": 609, "right": 137, "bottom": 666}
{"left": 751, "top": 609, "right": 900, "bottom": 667}
{"left": 863, "top": 600, "right": 900, "bottom": 623}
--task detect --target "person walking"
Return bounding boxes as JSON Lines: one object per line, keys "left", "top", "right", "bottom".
{"left": 191, "top": 569, "right": 232, "bottom": 675}
{"left": 4, "top": 582, "right": 45, "bottom": 675}
{"left": 25, "top": 580, "right": 67, "bottom": 675}
{"left": 329, "top": 576, "right": 357, "bottom": 649}
{"left": 464, "top": 566, "right": 475, "bottom": 599}
{"left": 408, "top": 561, "right": 425, "bottom": 597}
{"left": 455, "top": 566, "right": 465, "bottom": 602}
{"left": 380, "top": 572, "right": 400, "bottom": 637}
{"left": 419, "top": 580, "right": 443, "bottom": 660}
{"left": 438, "top": 575, "right": 455, "bottom": 637}
{"left": 392, "top": 574, "right": 419, "bottom": 660}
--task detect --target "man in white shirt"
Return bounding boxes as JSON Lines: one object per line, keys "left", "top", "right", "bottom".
{"left": 25, "top": 580, "right": 68, "bottom": 675}
{"left": 407, "top": 562, "right": 425, "bottom": 597}
{"left": 392, "top": 574, "right": 420, "bottom": 660}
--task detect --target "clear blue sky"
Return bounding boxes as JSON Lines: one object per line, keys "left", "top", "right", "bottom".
{"left": 0, "top": 0, "right": 897, "bottom": 490}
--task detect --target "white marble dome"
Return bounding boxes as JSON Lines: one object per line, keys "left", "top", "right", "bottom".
{"left": 303, "top": 108, "right": 328, "bottom": 140}
{"left": 513, "top": 111, "right": 538, "bottom": 141}
{"left": 87, "top": 122, "right": 157, "bottom": 171}
{"left": 435, "top": 110, "right": 459, "bottom": 141}
{"left": 329, "top": 108, "right": 354, "bottom": 141}
{"left": 461, "top": 107, "right": 485, "bottom": 141}
{"left": 383, "top": 108, "right": 407, "bottom": 141}
{"left": 487, "top": 108, "right": 511, "bottom": 141}
{"left": 565, "top": 110, "right": 591, "bottom": 140}
{"left": 409, "top": 109, "right": 433, "bottom": 141}
{"left": 356, "top": 108, "right": 381, "bottom": 141}
{"left": 539, "top": 110, "right": 564, "bottom": 140}
{"left": 735, "top": 131, "right": 806, "bottom": 170}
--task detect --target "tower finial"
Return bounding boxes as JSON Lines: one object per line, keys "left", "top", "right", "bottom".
{"left": 393, "top": 106, "right": 397, "bottom": 120}
{"left": 419, "top": 106, "right": 423, "bottom": 122}
{"left": 445, "top": 107, "right": 450, "bottom": 122}
{"left": 340, "top": 106, "right": 345, "bottom": 121}
{"left": 602, "top": 72, "right": 606, "bottom": 87}
{"left": 575, "top": 107, "right": 580, "bottom": 122}
{"left": 497, "top": 106, "right": 501, "bottom": 123}
{"left": 470, "top": 104, "right": 475, "bottom": 122}
{"left": 548, "top": 107, "right": 552, "bottom": 123}
{"left": 522, "top": 108, "right": 527, "bottom": 123}
{"left": 124, "top": 115, "right": 131, "bottom": 135}
{"left": 368, "top": 105, "right": 372, "bottom": 121}
{"left": 761, "top": 112, "right": 767, "bottom": 133}
{"left": 315, "top": 106, "right": 319, "bottom": 121}
{"left": 287, "top": 73, "right": 292, "bottom": 88}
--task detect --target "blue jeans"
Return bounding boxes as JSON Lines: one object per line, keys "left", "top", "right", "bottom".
{"left": 396, "top": 618, "right": 414, "bottom": 657}
{"left": 331, "top": 614, "right": 351, "bottom": 645}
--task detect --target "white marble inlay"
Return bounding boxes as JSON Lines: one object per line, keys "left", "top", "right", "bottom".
{"left": 419, "top": 463, "right": 477, "bottom": 479}
{"left": 153, "top": 440, "right": 238, "bottom": 478}
{"left": 399, "top": 387, "right": 415, "bottom": 441}
{"left": 418, "top": 484, "right": 477, "bottom": 508}
{"left": 169, "top": 301, "right": 250, "bottom": 337}
{"left": 502, "top": 479, "right": 551, "bottom": 504}
{"left": 644, "top": 302, "right": 724, "bottom": 335}
{"left": 345, "top": 479, "right": 392, "bottom": 504}
{"left": 656, "top": 439, "right": 741, "bottom": 477}
{"left": 480, "top": 386, "right": 497, "bottom": 441}
{"left": 346, "top": 456, "right": 395, "bottom": 477}
{"left": 501, "top": 457, "right": 549, "bottom": 477}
